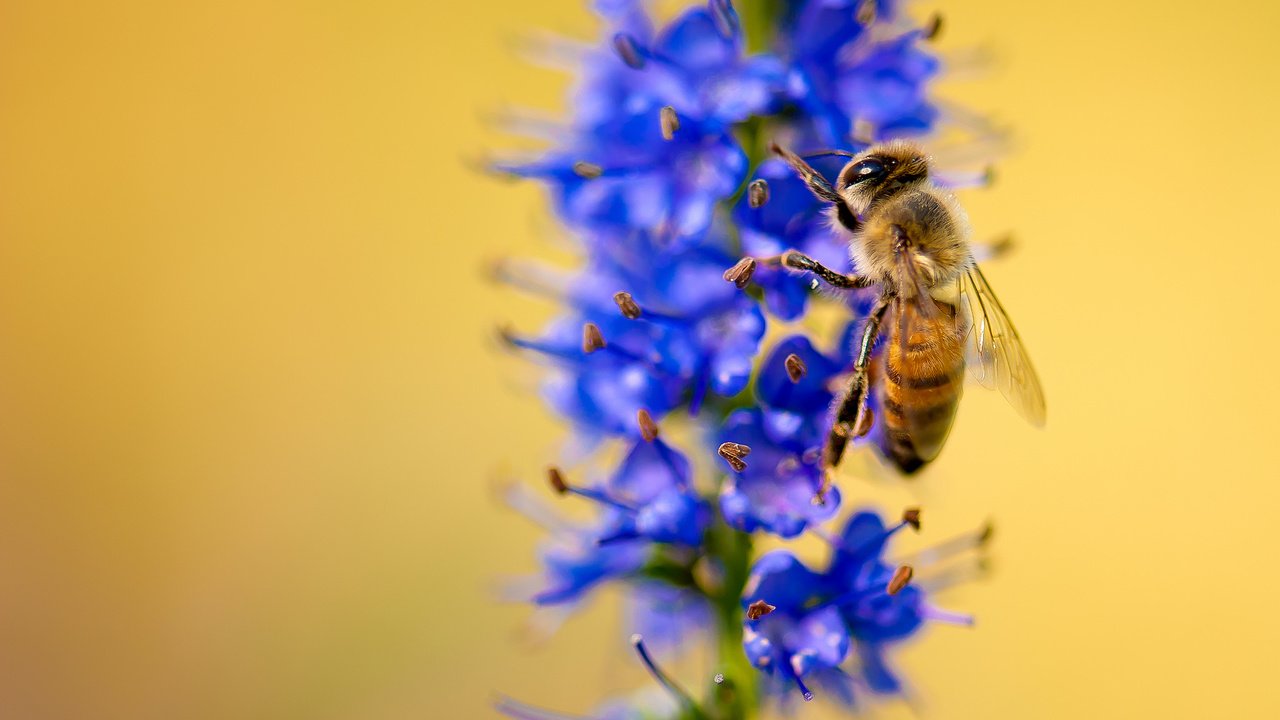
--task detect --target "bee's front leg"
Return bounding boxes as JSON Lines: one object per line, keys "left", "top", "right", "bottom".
{"left": 817, "top": 297, "right": 891, "bottom": 501}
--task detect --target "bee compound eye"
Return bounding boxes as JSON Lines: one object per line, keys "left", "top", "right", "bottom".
{"left": 842, "top": 158, "right": 887, "bottom": 187}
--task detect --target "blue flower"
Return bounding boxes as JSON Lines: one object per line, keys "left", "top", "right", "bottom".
{"left": 741, "top": 509, "right": 976, "bottom": 703}
{"left": 718, "top": 408, "right": 841, "bottom": 538}
{"left": 823, "top": 510, "right": 927, "bottom": 694}
{"left": 779, "top": 0, "right": 940, "bottom": 146}
{"left": 741, "top": 551, "right": 850, "bottom": 703}
{"left": 504, "top": 2, "right": 787, "bottom": 242}
{"left": 505, "top": 239, "right": 765, "bottom": 435}
{"left": 527, "top": 432, "right": 711, "bottom": 606}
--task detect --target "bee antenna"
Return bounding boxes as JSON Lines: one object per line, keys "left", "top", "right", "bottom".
{"left": 801, "top": 150, "right": 858, "bottom": 159}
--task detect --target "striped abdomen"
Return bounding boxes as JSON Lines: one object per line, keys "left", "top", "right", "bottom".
{"left": 876, "top": 299, "right": 966, "bottom": 473}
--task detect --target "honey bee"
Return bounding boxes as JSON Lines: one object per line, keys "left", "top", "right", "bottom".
{"left": 737, "top": 140, "right": 1045, "bottom": 479}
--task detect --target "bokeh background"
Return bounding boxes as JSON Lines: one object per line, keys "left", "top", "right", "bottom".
{"left": 2, "top": 0, "right": 1279, "bottom": 718}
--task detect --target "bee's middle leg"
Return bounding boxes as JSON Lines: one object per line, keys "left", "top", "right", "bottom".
{"left": 820, "top": 298, "right": 891, "bottom": 478}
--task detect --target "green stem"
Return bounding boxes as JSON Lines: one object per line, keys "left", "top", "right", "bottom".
{"left": 704, "top": 519, "right": 756, "bottom": 720}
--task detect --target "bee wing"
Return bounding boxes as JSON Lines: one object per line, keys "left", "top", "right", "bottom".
{"left": 955, "top": 263, "right": 1047, "bottom": 426}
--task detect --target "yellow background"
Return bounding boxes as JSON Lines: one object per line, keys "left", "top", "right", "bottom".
{"left": 2, "top": 0, "right": 1278, "bottom": 718}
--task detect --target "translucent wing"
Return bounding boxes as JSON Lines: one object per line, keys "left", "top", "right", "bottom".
{"left": 955, "top": 263, "right": 1047, "bottom": 425}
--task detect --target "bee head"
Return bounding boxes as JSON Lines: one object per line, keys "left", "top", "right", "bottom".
{"left": 836, "top": 140, "right": 931, "bottom": 213}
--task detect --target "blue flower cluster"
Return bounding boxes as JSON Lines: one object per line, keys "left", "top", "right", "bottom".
{"left": 497, "top": 1, "right": 984, "bottom": 716}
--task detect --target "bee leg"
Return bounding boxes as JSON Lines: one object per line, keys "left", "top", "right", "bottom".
{"left": 780, "top": 251, "right": 873, "bottom": 290}
{"left": 770, "top": 142, "right": 861, "bottom": 232}
{"left": 819, "top": 298, "right": 891, "bottom": 489}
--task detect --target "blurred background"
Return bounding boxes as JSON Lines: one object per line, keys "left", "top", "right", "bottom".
{"left": 2, "top": 0, "right": 1279, "bottom": 718}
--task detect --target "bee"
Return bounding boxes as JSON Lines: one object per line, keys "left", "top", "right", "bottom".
{"left": 738, "top": 140, "right": 1045, "bottom": 480}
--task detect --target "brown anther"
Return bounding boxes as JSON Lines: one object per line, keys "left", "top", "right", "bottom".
{"left": 722, "top": 257, "right": 756, "bottom": 289}
{"left": 902, "top": 507, "right": 921, "bottom": 531}
{"left": 547, "top": 466, "right": 570, "bottom": 495}
{"left": 747, "top": 178, "right": 770, "bottom": 208}
{"left": 613, "top": 291, "right": 642, "bottom": 319}
{"left": 582, "top": 322, "right": 606, "bottom": 354}
{"left": 612, "top": 33, "right": 646, "bottom": 69}
{"left": 886, "top": 565, "right": 914, "bottom": 595}
{"left": 497, "top": 324, "right": 518, "bottom": 347}
{"left": 718, "top": 441, "right": 751, "bottom": 459}
{"left": 572, "top": 161, "right": 603, "bottom": 179}
{"left": 856, "top": 0, "right": 876, "bottom": 25}
{"left": 746, "top": 599, "right": 776, "bottom": 620}
{"left": 978, "top": 520, "right": 995, "bottom": 546}
{"left": 853, "top": 406, "right": 874, "bottom": 438}
{"left": 659, "top": 106, "right": 680, "bottom": 141}
{"left": 924, "top": 12, "right": 943, "bottom": 41}
{"left": 637, "top": 409, "right": 659, "bottom": 442}
{"left": 784, "top": 353, "right": 807, "bottom": 383}
{"left": 717, "top": 442, "right": 748, "bottom": 473}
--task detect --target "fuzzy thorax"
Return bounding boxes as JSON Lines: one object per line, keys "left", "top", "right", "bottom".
{"left": 848, "top": 187, "right": 973, "bottom": 298}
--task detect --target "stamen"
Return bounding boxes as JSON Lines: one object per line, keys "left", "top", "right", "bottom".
{"left": 708, "top": 0, "right": 740, "bottom": 39}
{"left": 746, "top": 599, "right": 776, "bottom": 620}
{"left": 784, "top": 353, "right": 807, "bottom": 383}
{"left": 856, "top": 0, "right": 876, "bottom": 25}
{"left": 545, "top": 466, "right": 637, "bottom": 512}
{"left": 925, "top": 606, "right": 976, "bottom": 627}
{"left": 747, "top": 178, "right": 770, "bottom": 208}
{"left": 659, "top": 106, "right": 679, "bottom": 141}
{"left": 613, "top": 291, "right": 642, "bottom": 319}
{"left": 637, "top": 409, "right": 660, "bottom": 442}
{"left": 902, "top": 507, "right": 921, "bottom": 531}
{"left": 630, "top": 634, "right": 699, "bottom": 710}
{"left": 887, "top": 565, "right": 914, "bottom": 595}
{"left": 924, "top": 12, "right": 944, "bottom": 41}
{"left": 787, "top": 657, "right": 815, "bottom": 702}
{"left": 571, "top": 161, "right": 603, "bottom": 179}
{"left": 717, "top": 442, "right": 749, "bottom": 473}
{"left": 547, "top": 466, "right": 569, "bottom": 494}
{"left": 612, "top": 33, "right": 646, "bottom": 69}
{"left": 898, "top": 519, "right": 993, "bottom": 567}
{"left": 722, "top": 257, "right": 756, "bottom": 288}
{"left": 581, "top": 322, "right": 606, "bottom": 354}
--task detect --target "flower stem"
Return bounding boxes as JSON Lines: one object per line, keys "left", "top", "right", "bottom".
{"left": 704, "top": 518, "right": 756, "bottom": 719}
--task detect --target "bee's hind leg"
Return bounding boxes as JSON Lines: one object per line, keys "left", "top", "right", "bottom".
{"left": 816, "top": 297, "right": 891, "bottom": 501}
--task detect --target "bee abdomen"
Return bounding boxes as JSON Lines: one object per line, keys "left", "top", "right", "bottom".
{"left": 877, "top": 318, "right": 965, "bottom": 474}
